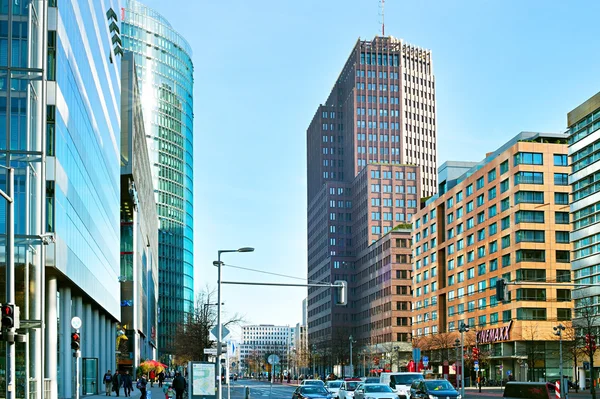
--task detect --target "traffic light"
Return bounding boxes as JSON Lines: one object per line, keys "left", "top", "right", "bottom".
{"left": 495, "top": 279, "right": 507, "bottom": 302}
{"left": 334, "top": 280, "right": 347, "bottom": 306}
{"left": 1, "top": 303, "right": 19, "bottom": 329}
{"left": 71, "top": 331, "right": 81, "bottom": 351}
{"left": 472, "top": 347, "right": 480, "bottom": 360}
{"left": 586, "top": 334, "right": 597, "bottom": 353}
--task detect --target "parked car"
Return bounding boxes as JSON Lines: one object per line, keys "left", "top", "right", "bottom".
{"left": 338, "top": 380, "right": 361, "bottom": 399}
{"left": 292, "top": 385, "right": 333, "bottom": 399}
{"left": 503, "top": 382, "right": 556, "bottom": 399}
{"left": 410, "top": 379, "right": 460, "bottom": 399}
{"left": 360, "top": 377, "right": 380, "bottom": 384}
{"left": 380, "top": 372, "right": 424, "bottom": 399}
{"left": 353, "top": 383, "right": 396, "bottom": 399}
{"left": 326, "top": 381, "right": 343, "bottom": 398}
{"left": 302, "top": 379, "right": 326, "bottom": 387}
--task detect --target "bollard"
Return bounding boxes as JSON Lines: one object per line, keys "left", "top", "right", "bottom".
{"left": 245, "top": 386, "right": 250, "bottom": 399}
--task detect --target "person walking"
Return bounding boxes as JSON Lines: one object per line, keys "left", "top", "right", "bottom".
{"left": 172, "top": 372, "right": 186, "bottom": 399}
{"left": 149, "top": 370, "right": 156, "bottom": 388}
{"left": 136, "top": 375, "right": 148, "bottom": 399}
{"left": 122, "top": 370, "right": 133, "bottom": 397}
{"left": 158, "top": 371, "right": 165, "bottom": 388}
{"left": 104, "top": 370, "right": 113, "bottom": 396}
{"left": 112, "top": 370, "right": 122, "bottom": 397}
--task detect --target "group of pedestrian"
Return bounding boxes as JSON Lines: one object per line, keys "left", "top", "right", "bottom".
{"left": 102, "top": 369, "right": 184, "bottom": 399}
{"left": 103, "top": 370, "right": 135, "bottom": 397}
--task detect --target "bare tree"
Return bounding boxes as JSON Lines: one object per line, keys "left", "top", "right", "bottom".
{"left": 520, "top": 322, "right": 545, "bottom": 382}
{"left": 573, "top": 296, "right": 600, "bottom": 399}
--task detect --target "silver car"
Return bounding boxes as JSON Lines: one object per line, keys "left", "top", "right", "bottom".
{"left": 353, "top": 384, "right": 397, "bottom": 399}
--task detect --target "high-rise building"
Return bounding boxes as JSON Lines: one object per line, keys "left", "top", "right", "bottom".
{"left": 0, "top": 1, "right": 124, "bottom": 398}
{"left": 412, "top": 132, "right": 573, "bottom": 382}
{"left": 121, "top": 0, "right": 195, "bottom": 356}
{"left": 118, "top": 51, "right": 160, "bottom": 371}
{"left": 567, "top": 92, "right": 600, "bottom": 323}
{"left": 239, "top": 324, "right": 293, "bottom": 375}
{"left": 306, "top": 36, "right": 436, "bottom": 359}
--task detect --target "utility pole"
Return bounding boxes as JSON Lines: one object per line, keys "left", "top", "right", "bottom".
{"left": 554, "top": 324, "right": 566, "bottom": 399}
{"left": 458, "top": 321, "right": 469, "bottom": 399}
{"left": 2, "top": 167, "right": 15, "bottom": 399}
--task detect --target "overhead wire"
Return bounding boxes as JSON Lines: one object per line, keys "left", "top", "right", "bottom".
{"left": 222, "top": 263, "right": 327, "bottom": 285}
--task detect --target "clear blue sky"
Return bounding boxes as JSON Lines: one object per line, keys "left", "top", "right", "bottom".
{"left": 140, "top": 0, "right": 599, "bottom": 334}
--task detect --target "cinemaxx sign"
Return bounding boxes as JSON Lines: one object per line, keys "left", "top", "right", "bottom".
{"left": 476, "top": 320, "right": 512, "bottom": 344}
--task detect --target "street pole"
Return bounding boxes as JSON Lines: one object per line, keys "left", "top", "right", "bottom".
{"left": 461, "top": 330, "right": 465, "bottom": 399}
{"left": 454, "top": 339, "right": 460, "bottom": 392}
{"left": 554, "top": 324, "right": 566, "bottom": 399}
{"left": 4, "top": 167, "right": 15, "bottom": 399}
{"left": 349, "top": 335, "right": 354, "bottom": 377}
{"left": 312, "top": 345, "right": 316, "bottom": 378}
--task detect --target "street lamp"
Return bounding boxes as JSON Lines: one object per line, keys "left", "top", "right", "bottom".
{"left": 349, "top": 335, "right": 356, "bottom": 377}
{"left": 554, "top": 324, "right": 566, "bottom": 398}
{"left": 458, "top": 322, "right": 469, "bottom": 399}
{"left": 392, "top": 346, "right": 398, "bottom": 372}
{"left": 454, "top": 339, "right": 461, "bottom": 390}
{"left": 215, "top": 247, "right": 254, "bottom": 399}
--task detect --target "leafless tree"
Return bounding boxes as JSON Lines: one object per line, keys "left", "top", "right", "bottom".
{"left": 573, "top": 295, "right": 600, "bottom": 399}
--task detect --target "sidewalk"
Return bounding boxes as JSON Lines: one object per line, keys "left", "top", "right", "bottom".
{"left": 83, "top": 382, "right": 167, "bottom": 399}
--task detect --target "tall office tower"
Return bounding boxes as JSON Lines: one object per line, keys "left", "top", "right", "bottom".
{"left": 412, "top": 132, "right": 572, "bottom": 382}
{"left": 567, "top": 92, "right": 600, "bottom": 326}
{"left": 122, "top": 0, "right": 195, "bottom": 356}
{"left": 119, "top": 52, "right": 160, "bottom": 370}
{"left": 307, "top": 36, "right": 436, "bottom": 361}
{"left": 239, "top": 325, "right": 293, "bottom": 374}
{"left": 0, "top": 1, "right": 124, "bottom": 398}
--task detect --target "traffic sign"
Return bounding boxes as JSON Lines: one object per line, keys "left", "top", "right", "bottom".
{"left": 474, "top": 360, "right": 479, "bottom": 372}
{"left": 422, "top": 356, "right": 429, "bottom": 367}
{"left": 210, "top": 325, "right": 231, "bottom": 341}
{"left": 507, "top": 370, "right": 511, "bottom": 376}
{"left": 204, "top": 348, "right": 217, "bottom": 355}
{"left": 267, "top": 354, "right": 280, "bottom": 365}
{"left": 71, "top": 317, "right": 82, "bottom": 330}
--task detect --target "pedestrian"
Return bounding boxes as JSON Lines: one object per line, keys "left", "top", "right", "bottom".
{"left": 122, "top": 370, "right": 133, "bottom": 397}
{"left": 104, "top": 370, "right": 113, "bottom": 396}
{"left": 150, "top": 370, "right": 156, "bottom": 388}
{"left": 137, "top": 375, "right": 148, "bottom": 399}
{"left": 158, "top": 371, "right": 165, "bottom": 388}
{"left": 112, "top": 371, "right": 122, "bottom": 397}
{"left": 172, "top": 372, "right": 186, "bottom": 399}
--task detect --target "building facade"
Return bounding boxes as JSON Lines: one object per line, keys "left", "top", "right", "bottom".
{"left": 119, "top": 52, "right": 160, "bottom": 371}
{"left": 239, "top": 325, "right": 293, "bottom": 375}
{"left": 412, "top": 132, "right": 573, "bottom": 382}
{"left": 121, "top": 0, "right": 195, "bottom": 356}
{"left": 307, "top": 36, "right": 435, "bottom": 369}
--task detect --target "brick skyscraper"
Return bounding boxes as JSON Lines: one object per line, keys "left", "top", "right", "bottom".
{"left": 307, "top": 36, "right": 437, "bottom": 368}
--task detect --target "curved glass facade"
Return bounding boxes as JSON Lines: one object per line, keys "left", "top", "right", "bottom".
{"left": 121, "top": 0, "right": 194, "bottom": 355}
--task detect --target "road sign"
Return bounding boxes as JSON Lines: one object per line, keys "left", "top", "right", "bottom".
{"left": 210, "top": 325, "right": 231, "bottom": 341}
{"left": 267, "top": 354, "right": 280, "bottom": 365}
{"left": 507, "top": 370, "right": 511, "bottom": 376}
{"left": 71, "top": 317, "right": 82, "bottom": 330}
{"left": 413, "top": 348, "right": 421, "bottom": 363}
{"left": 422, "top": 356, "right": 429, "bottom": 367}
{"left": 474, "top": 360, "right": 479, "bottom": 372}
{"left": 499, "top": 365, "right": 503, "bottom": 370}
{"left": 204, "top": 348, "right": 217, "bottom": 355}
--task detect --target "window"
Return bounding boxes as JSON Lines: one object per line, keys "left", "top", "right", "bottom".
{"left": 467, "top": 234, "right": 474, "bottom": 246}
{"left": 500, "top": 160, "right": 509, "bottom": 174}
{"left": 466, "top": 201, "right": 474, "bottom": 213}
{"left": 468, "top": 268, "right": 475, "bottom": 279}
{"left": 501, "top": 216, "right": 510, "bottom": 230}
{"left": 457, "top": 271, "right": 465, "bottom": 283}
{"left": 457, "top": 255, "right": 464, "bottom": 266}
{"left": 447, "top": 228, "right": 454, "bottom": 239}
{"left": 554, "top": 173, "right": 569, "bottom": 186}
{"left": 489, "top": 222, "right": 497, "bottom": 235}
{"left": 500, "top": 179, "right": 509, "bottom": 193}
{"left": 554, "top": 154, "right": 568, "bottom": 166}
{"left": 557, "top": 308, "right": 572, "bottom": 321}
{"left": 557, "top": 270, "right": 571, "bottom": 282}
{"left": 447, "top": 213, "right": 454, "bottom": 224}
{"left": 466, "top": 184, "right": 473, "bottom": 196}
{"left": 502, "top": 310, "right": 512, "bottom": 322}
{"left": 489, "top": 205, "right": 497, "bottom": 218}
{"left": 456, "top": 191, "right": 463, "bottom": 203}
{"left": 516, "top": 269, "right": 545, "bottom": 282}
{"left": 515, "top": 191, "right": 544, "bottom": 204}
{"left": 477, "top": 229, "right": 485, "bottom": 241}
{"left": 477, "top": 194, "right": 484, "bottom": 207}
{"left": 457, "top": 207, "right": 464, "bottom": 218}
{"left": 489, "top": 240, "right": 498, "bottom": 253}
{"left": 556, "top": 289, "right": 571, "bottom": 302}
{"left": 514, "top": 171, "right": 544, "bottom": 185}
{"left": 468, "top": 284, "right": 475, "bottom": 295}
{"left": 554, "top": 192, "right": 568, "bottom": 205}
{"left": 467, "top": 251, "right": 474, "bottom": 263}
{"left": 467, "top": 218, "right": 474, "bottom": 229}
{"left": 478, "top": 297, "right": 487, "bottom": 309}
{"left": 514, "top": 152, "right": 543, "bottom": 166}
{"left": 468, "top": 301, "right": 475, "bottom": 312}
{"left": 447, "top": 259, "right": 455, "bottom": 271}
{"left": 556, "top": 250, "right": 570, "bottom": 263}
{"left": 457, "top": 239, "right": 464, "bottom": 250}
{"left": 516, "top": 288, "right": 546, "bottom": 301}
{"left": 517, "top": 308, "right": 546, "bottom": 320}
{"left": 515, "top": 210, "right": 544, "bottom": 223}
{"left": 477, "top": 246, "right": 486, "bottom": 258}
{"left": 516, "top": 249, "right": 545, "bottom": 262}
{"left": 501, "top": 235, "right": 511, "bottom": 249}
{"left": 555, "top": 212, "right": 569, "bottom": 224}
{"left": 516, "top": 230, "right": 545, "bottom": 243}
{"left": 477, "top": 211, "right": 485, "bottom": 224}
{"left": 488, "top": 168, "right": 496, "bottom": 182}
{"left": 476, "top": 177, "right": 484, "bottom": 190}
{"left": 448, "top": 244, "right": 455, "bottom": 254}
{"left": 478, "top": 263, "right": 486, "bottom": 276}
{"left": 488, "top": 187, "right": 497, "bottom": 200}
{"left": 501, "top": 197, "right": 510, "bottom": 211}
{"left": 490, "top": 258, "right": 498, "bottom": 271}
{"left": 502, "top": 254, "right": 510, "bottom": 267}
{"left": 490, "top": 312, "right": 499, "bottom": 325}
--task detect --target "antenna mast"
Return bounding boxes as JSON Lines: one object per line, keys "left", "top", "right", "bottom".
{"left": 379, "top": 0, "right": 385, "bottom": 36}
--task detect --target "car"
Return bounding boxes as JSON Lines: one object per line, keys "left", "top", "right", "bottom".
{"left": 353, "top": 383, "right": 396, "bottom": 399}
{"left": 380, "top": 372, "right": 424, "bottom": 399}
{"left": 361, "top": 377, "right": 380, "bottom": 384}
{"left": 502, "top": 382, "right": 557, "bottom": 399}
{"left": 302, "top": 379, "right": 326, "bottom": 387}
{"left": 292, "top": 385, "right": 333, "bottom": 399}
{"left": 326, "top": 380, "right": 343, "bottom": 398}
{"left": 410, "top": 379, "right": 460, "bottom": 399}
{"left": 338, "top": 380, "right": 361, "bottom": 399}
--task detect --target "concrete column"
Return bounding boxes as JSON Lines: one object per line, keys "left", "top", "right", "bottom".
{"left": 92, "top": 309, "right": 101, "bottom": 390}
{"left": 110, "top": 321, "right": 116, "bottom": 371}
{"left": 106, "top": 318, "right": 113, "bottom": 371}
{"left": 83, "top": 304, "right": 92, "bottom": 358}
{"left": 59, "top": 286, "right": 72, "bottom": 399}
{"left": 45, "top": 277, "right": 58, "bottom": 399}
{"left": 72, "top": 296, "right": 83, "bottom": 397}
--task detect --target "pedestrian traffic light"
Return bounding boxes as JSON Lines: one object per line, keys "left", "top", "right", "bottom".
{"left": 472, "top": 347, "right": 480, "bottom": 360}
{"left": 71, "top": 331, "right": 81, "bottom": 351}
{"left": 334, "top": 280, "right": 347, "bottom": 306}
{"left": 586, "top": 334, "right": 597, "bottom": 353}
{"left": 495, "top": 279, "right": 507, "bottom": 302}
{"left": 1, "top": 303, "right": 17, "bottom": 329}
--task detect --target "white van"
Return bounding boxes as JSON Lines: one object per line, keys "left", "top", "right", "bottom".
{"left": 379, "top": 373, "right": 424, "bottom": 399}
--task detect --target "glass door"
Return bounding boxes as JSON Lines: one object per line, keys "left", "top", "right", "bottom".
{"left": 82, "top": 358, "right": 98, "bottom": 395}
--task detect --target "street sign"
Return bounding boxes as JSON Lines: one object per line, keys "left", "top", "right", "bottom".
{"left": 71, "top": 317, "right": 82, "bottom": 330}
{"left": 203, "top": 348, "right": 217, "bottom": 355}
{"left": 422, "top": 356, "right": 429, "bottom": 367}
{"left": 267, "top": 354, "right": 280, "bottom": 365}
{"left": 474, "top": 360, "right": 479, "bottom": 372}
{"left": 507, "top": 370, "right": 511, "bottom": 376}
{"left": 499, "top": 365, "right": 503, "bottom": 370}
{"left": 210, "top": 325, "right": 231, "bottom": 341}
{"left": 413, "top": 348, "right": 421, "bottom": 363}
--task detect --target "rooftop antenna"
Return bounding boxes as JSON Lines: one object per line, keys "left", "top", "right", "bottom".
{"left": 378, "top": 0, "right": 385, "bottom": 36}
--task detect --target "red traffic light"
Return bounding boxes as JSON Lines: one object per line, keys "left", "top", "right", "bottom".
{"left": 71, "top": 331, "right": 81, "bottom": 350}
{"left": 1, "top": 304, "right": 15, "bottom": 329}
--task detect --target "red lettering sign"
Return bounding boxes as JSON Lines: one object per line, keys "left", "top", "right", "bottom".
{"left": 476, "top": 320, "right": 512, "bottom": 344}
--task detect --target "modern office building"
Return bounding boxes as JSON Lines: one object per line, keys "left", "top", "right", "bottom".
{"left": 118, "top": 52, "right": 160, "bottom": 371}
{"left": 567, "top": 92, "right": 600, "bottom": 318}
{"left": 307, "top": 36, "right": 435, "bottom": 358}
{"left": 121, "top": 0, "right": 195, "bottom": 356}
{"left": 412, "top": 132, "right": 573, "bottom": 382}
{"left": 0, "top": 1, "right": 124, "bottom": 398}
{"left": 239, "top": 324, "right": 293, "bottom": 374}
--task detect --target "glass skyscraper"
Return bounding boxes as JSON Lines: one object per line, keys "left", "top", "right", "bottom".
{"left": 121, "top": 0, "right": 194, "bottom": 356}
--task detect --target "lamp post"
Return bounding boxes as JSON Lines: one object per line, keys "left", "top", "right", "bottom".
{"left": 554, "top": 324, "right": 566, "bottom": 399}
{"left": 454, "top": 339, "right": 461, "bottom": 391}
{"left": 215, "top": 247, "right": 254, "bottom": 399}
{"left": 349, "top": 335, "right": 355, "bottom": 377}
{"left": 312, "top": 344, "right": 316, "bottom": 377}
{"left": 392, "top": 346, "right": 398, "bottom": 372}
{"left": 458, "top": 322, "right": 470, "bottom": 399}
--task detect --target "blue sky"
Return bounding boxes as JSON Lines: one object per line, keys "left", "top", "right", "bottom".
{"left": 139, "top": 0, "right": 599, "bottom": 334}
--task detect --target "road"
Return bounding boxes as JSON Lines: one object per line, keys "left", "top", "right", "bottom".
{"left": 223, "top": 380, "right": 595, "bottom": 399}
